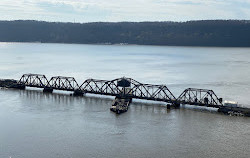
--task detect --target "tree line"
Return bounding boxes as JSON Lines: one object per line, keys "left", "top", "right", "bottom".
{"left": 0, "top": 20, "right": 250, "bottom": 47}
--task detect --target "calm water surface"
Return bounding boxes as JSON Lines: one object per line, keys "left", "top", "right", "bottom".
{"left": 0, "top": 43, "right": 250, "bottom": 158}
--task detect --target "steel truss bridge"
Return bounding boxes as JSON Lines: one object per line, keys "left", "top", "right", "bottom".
{"left": 17, "top": 74, "right": 223, "bottom": 108}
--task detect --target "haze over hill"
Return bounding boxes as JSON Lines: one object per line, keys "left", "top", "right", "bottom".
{"left": 0, "top": 20, "right": 250, "bottom": 47}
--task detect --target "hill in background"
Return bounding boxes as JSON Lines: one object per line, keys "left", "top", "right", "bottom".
{"left": 0, "top": 20, "right": 250, "bottom": 47}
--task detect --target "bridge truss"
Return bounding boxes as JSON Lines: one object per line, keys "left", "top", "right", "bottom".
{"left": 49, "top": 76, "right": 79, "bottom": 91}
{"left": 177, "top": 88, "right": 223, "bottom": 108}
{"left": 80, "top": 77, "right": 177, "bottom": 103}
{"left": 19, "top": 74, "right": 50, "bottom": 88}
{"left": 17, "top": 74, "right": 223, "bottom": 108}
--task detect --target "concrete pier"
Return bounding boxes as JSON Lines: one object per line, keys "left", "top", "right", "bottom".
{"left": 43, "top": 87, "right": 53, "bottom": 93}
{"left": 73, "top": 90, "right": 84, "bottom": 96}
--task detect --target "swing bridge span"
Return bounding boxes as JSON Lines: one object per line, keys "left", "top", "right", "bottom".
{"left": 15, "top": 73, "right": 223, "bottom": 109}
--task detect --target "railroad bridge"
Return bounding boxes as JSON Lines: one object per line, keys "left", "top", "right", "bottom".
{"left": 16, "top": 73, "right": 223, "bottom": 110}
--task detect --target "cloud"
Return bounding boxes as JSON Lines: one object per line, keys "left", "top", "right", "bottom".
{"left": 0, "top": 0, "right": 250, "bottom": 22}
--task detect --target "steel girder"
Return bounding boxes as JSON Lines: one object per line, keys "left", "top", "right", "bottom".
{"left": 177, "top": 88, "right": 223, "bottom": 108}
{"left": 49, "top": 76, "right": 80, "bottom": 91}
{"left": 80, "top": 77, "right": 176, "bottom": 103}
{"left": 18, "top": 74, "right": 223, "bottom": 107}
{"left": 18, "top": 74, "right": 49, "bottom": 88}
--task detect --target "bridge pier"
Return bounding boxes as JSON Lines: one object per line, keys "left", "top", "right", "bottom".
{"left": 166, "top": 103, "right": 179, "bottom": 109}
{"left": 116, "top": 95, "right": 133, "bottom": 104}
{"left": 174, "top": 103, "right": 180, "bottom": 109}
{"left": 43, "top": 87, "right": 53, "bottom": 93}
{"left": 73, "top": 90, "right": 84, "bottom": 96}
{"left": 129, "top": 98, "right": 132, "bottom": 104}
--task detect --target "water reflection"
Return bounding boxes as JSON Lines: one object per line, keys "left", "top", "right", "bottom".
{"left": 16, "top": 89, "right": 222, "bottom": 116}
{"left": 0, "top": 88, "right": 242, "bottom": 118}
{"left": 0, "top": 88, "right": 250, "bottom": 158}
{"left": 2, "top": 88, "right": 176, "bottom": 115}
{"left": 19, "top": 90, "right": 166, "bottom": 113}
{"left": 18, "top": 89, "right": 112, "bottom": 113}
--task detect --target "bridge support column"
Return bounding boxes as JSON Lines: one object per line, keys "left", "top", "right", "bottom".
{"left": 174, "top": 103, "right": 180, "bottom": 109}
{"left": 43, "top": 87, "right": 53, "bottom": 93}
{"left": 73, "top": 90, "right": 84, "bottom": 96}
{"left": 129, "top": 98, "right": 132, "bottom": 104}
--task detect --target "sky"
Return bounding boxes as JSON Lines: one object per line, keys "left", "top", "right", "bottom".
{"left": 0, "top": 0, "right": 250, "bottom": 22}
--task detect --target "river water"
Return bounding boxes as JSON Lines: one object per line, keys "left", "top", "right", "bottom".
{"left": 0, "top": 43, "right": 250, "bottom": 158}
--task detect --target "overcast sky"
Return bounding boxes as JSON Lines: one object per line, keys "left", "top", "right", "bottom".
{"left": 0, "top": 0, "right": 250, "bottom": 22}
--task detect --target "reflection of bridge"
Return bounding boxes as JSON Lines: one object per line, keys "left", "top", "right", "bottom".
{"left": 16, "top": 74, "right": 223, "bottom": 109}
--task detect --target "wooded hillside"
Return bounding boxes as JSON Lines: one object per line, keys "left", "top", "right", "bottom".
{"left": 0, "top": 20, "right": 249, "bottom": 47}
